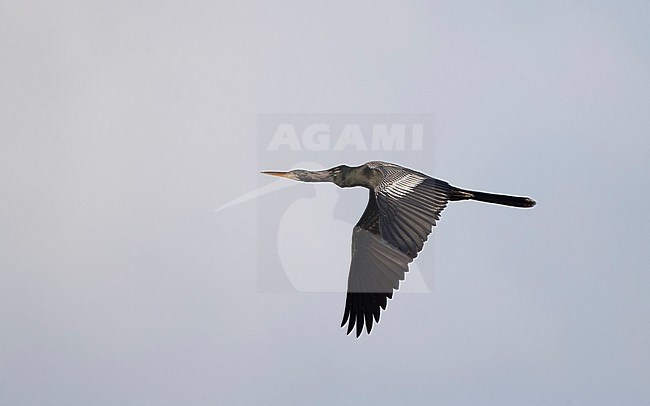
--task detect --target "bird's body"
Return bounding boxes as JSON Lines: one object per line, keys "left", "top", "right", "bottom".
{"left": 262, "top": 161, "right": 535, "bottom": 337}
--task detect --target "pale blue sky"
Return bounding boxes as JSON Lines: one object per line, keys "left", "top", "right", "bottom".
{"left": 1, "top": 1, "right": 649, "bottom": 405}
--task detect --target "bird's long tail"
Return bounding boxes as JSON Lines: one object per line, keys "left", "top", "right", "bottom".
{"left": 450, "top": 187, "right": 536, "bottom": 208}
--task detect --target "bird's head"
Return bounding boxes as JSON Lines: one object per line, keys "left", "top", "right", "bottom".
{"left": 261, "top": 165, "right": 350, "bottom": 186}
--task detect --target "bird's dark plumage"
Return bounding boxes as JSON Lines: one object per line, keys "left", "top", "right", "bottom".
{"left": 262, "top": 161, "right": 536, "bottom": 337}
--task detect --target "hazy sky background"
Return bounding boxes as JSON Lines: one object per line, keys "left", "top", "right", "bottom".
{"left": 2, "top": 1, "right": 649, "bottom": 405}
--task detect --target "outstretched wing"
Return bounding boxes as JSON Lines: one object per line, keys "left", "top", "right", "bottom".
{"left": 341, "top": 192, "right": 412, "bottom": 337}
{"left": 375, "top": 170, "right": 453, "bottom": 259}
{"left": 341, "top": 169, "right": 454, "bottom": 337}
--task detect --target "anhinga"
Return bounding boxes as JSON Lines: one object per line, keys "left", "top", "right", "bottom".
{"left": 262, "top": 161, "right": 536, "bottom": 337}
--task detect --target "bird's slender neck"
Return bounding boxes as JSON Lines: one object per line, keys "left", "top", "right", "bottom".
{"left": 334, "top": 165, "right": 382, "bottom": 189}
{"left": 262, "top": 164, "right": 383, "bottom": 190}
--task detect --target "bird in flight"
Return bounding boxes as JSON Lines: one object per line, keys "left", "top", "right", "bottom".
{"left": 262, "top": 161, "right": 536, "bottom": 337}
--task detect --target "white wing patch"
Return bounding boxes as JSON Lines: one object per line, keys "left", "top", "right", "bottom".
{"left": 382, "top": 173, "right": 425, "bottom": 198}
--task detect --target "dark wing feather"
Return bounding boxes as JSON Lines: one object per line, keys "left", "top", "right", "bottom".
{"left": 376, "top": 172, "right": 453, "bottom": 259}
{"left": 341, "top": 191, "right": 412, "bottom": 337}
{"left": 341, "top": 168, "right": 453, "bottom": 337}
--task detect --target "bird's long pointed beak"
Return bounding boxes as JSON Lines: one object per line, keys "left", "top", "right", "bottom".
{"left": 260, "top": 171, "right": 298, "bottom": 180}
